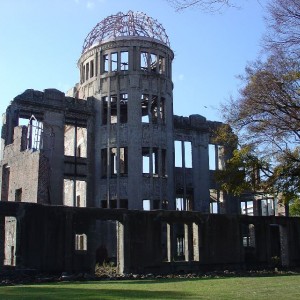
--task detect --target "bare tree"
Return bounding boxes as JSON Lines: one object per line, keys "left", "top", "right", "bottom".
{"left": 264, "top": 0, "right": 300, "bottom": 58}
{"left": 166, "top": 0, "right": 237, "bottom": 12}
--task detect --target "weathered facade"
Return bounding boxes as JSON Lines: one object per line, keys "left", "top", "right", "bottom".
{"left": 0, "top": 11, "right": 299, "bottom": 274}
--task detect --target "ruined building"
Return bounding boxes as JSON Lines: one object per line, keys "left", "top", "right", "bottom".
{"left": 0, "top": 11, "right": 300, "bottom": 274}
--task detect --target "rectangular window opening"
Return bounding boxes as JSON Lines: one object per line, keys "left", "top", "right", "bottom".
{"left": 119, "top": 147, "right": 128, "bottom": 175}
{"left": 120, "top": 199, "right": 128, "bottom": 209}
{"left": 143, "top": 199, "right": 150, "bottom": 211}
{"left": 160, "top": 97, "right": 166, "bottom": 124}
{"left": 184, "top": 141, "right": 192, "bottom": 168}
{"left": 95, "top": 52, "right": 98, "bottom": 76}
{"left": 142, "top": 148, "right": 150, "bottom": 174}
{"left": 15, "top": 188, "right": 22, "bottom": 202}
{"left": 102, "top": 96, "right": 108, "bottom": 125}
{"left": 151, "top": 96, "right": 158, "bottom": 124}
{"left": 120, "top": 51, "right": 129, "bottom": 71}
{"left": 101, "top": 149, "right": 108, "bottom": 178}
{"left": 141, "top": 94, "right": 149, "bottom": 123}
{"left": 90, "top": 60, "right": 94, "bottom": 78}
{"left": 110, "top": 95, "right": 118, "bottom": 124}
{"left": 85, "top": 62, "right": 89, "bottom": 81}
{"left": 64, "top": 125, "right": 87, "bottom": 157}
{"left": 75, "top": 233, "right": 87, "bottom": 251}
{"left": 159, "top": 56, "right": 165, "bottom": 74}
{"left": 111, "top": 52, "right": 118, "bottom": 71}
{"left": 174, "top": 141, "right": 182, "bottom": 167}
{"left": 209, "top": 144, "right": 216, "bottom": 170}
{"left": 120, "top": 93, "right": 128, "bottom": 123}
{"left": 153, "top": 200, "right": 160, "bottom": 210}
{"left": 141, "top": 52, "right": 148, "bottom": 71}
{"left": 103, "top": 54, "right": 109, "bottom": 72}
{"left": 150, "top": 53, "right": 157, "bottom": 72}
{"left": 110, "top": 148, "right": 117, "bottom": 176}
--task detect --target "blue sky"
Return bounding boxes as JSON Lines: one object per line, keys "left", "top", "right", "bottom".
{"left": 0, "top": 0, "right": 267, "bottom": 123}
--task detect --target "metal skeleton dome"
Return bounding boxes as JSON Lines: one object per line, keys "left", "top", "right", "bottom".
{"left": 82, "top": 11, "right": 170, "bottom": 53}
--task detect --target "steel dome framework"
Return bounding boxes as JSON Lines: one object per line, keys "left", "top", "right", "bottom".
{"left": 82, "top": 11, "right": 170, "bottom": 53}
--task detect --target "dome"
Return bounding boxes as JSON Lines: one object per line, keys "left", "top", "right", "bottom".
{"left": 82, "top": 11, "right": 170, "bottom": 53}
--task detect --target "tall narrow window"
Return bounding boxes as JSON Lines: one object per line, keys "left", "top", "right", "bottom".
{"left": 90, "top": 60, "right": 94, "bottom": 78}
{"left": 184, "top": 141, "right": 192, "bottom": 168}
{"left": 110, "top": 95, "right": 118, "bottom": 124}
{"left": 175, "top": 141, "right": 182, "bottom": 167}
{"left": 143, "top": 199, "right": 150, "bottom": 211}
{"left": 150, "top": 53, "right": 157, "bottom": 72}
{"left": 102, "top": 96, "right": 108, "bottom": 125}
{"left": 82, "top": 65, "right": 86, "bottom": 83}
{"left": 95, "top": 52, "right": 98, "bottom": 76}
{"left": 142, "top": 148, "right": 150, "bottom": 174}
{"left": 15, "top": 188, "right": 22, "bottom": 202}
{"left": 159, "top": 55, "right": 165, "bottom": 74}
{"left": 151, "top": 96, "right": 158, "bottom": 124}
{"left": 141, "top": 94, "right": 149, "bottom": 123}
{"left": 75, "top": 233, "right": 87, "bottom": 251}
{"left": 120, "top": 51, "right": 128, "bottom": 70}
{"left": 111, "top": 52, "right": 118, "bottom": 71}
{"left": 120, "top": 93, "right": 128, "bottom": 123}
{"left": 103, "top": 54, "right": 109, "bottom": 72}
{"left": 141, "top": 52, "right": 148, "bottom": 71}
{"left": 110, "top": 148, "right": 117, "bottom": 176}
{"left": 85, "top": 62, "right": 89, "bottom": 81}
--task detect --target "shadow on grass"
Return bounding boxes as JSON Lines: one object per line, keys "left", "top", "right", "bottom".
{"left": 0, "top": 286, "right": 190, "bottom": 300}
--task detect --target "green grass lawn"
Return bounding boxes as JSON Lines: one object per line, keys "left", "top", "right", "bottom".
{"left": 0, "top": 275, "right": 299, "bottom": 300}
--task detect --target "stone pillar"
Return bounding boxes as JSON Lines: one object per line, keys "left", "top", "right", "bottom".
{"left": 43, "top": 111, "right": 65, "bottom": 205}
{"left": 193, "top": 137, "right": 210, "bottom": 212}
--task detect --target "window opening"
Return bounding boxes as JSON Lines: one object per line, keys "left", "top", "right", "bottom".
{"left": 23, "top": 115, "right": 43, "bottom": 151}
{"left": 110, "top": 148, "right": 117, "bottom": 176}
{"left": 1, "top": 164, "right": 10, "bottom": 201}
{"left": 76, "top": 195, "right": 81, "bottom": 207}
{"left": 150, "top": 53, "right": 157, "bottom": 72}
{"left": 111, "top": 52, "right": 118, "bottom": 71}
{"left": 85, "top": 62, "right": 89, "bottom": 81}
{"left": 209, "top": 144, "right": 216, "bottom": 170}
{"left": 242, "top": 224, "right": 256, "bottom": 247}
{"left": 241, "top": 201, "right": 254, "bottom": 216}
{"left": 176, "top": 235, "right": 185, "bottom": 259}
{"left": 101, "top": 200, "right": 108, "bottom": 208}
{"left": 142, "top": 148, "right": 150, "bottom": 174}
{"left": 174, "top": 141, "right": 182, "bottom": 167}
{"left": 15, "top": 188, "right": 22, "bottom": 202}
{"left": 141, "top": 94, "right": 149, "bottom": 123}
{"left": 103, "top": 54, "right": 109, "bottom": 72}
{"left": 119, "top": 147, "right": 128, "bottom": 175}
{"left": 160, "top": 97, "right": 166, "bottom": 124}
{"left": 63, "top": 179, "right": 86, "bottom": 207}
{"left": 75, "top": 233, "right": 87, "bottom": 251}
{"left": 153, "top": 200, "right": 160, "bottom": 210}
{"left": 64, "top": 125, "right": 87, "bottom": 157}
{"left": 141, "top": 52, "right": 148, "bottom": 71}
{"left": 143, "top": 199, "right": 150, "bottom": 211}
{"left": 110, "top": 200, "right": 117, "bottom": 209}
{"left": 95, "top": 52, "right": 98, "bottom": 76}
{"left": 151, "top": 95, "right": 158, "bottom": 124}
{"left": 184, "top": 141, "right": 192, "bottom": 168}
{"left": 152, "top": 148, "right": 159, "bottom": 175}
{"left": 159, "top": 55, "right": 165, "bottom": 74}
{"left": 90, "top": 60, "right": 94, "bottom": 78}
{"left": 102, "top": 96, "right": 108, "bottom": 125}
{"left": 162, "top": 199, "right": 168, "bottom": 210}
{"left": 120, "top": 51, "right": 128, "bottom": 70}
{"left": 110, "top": 95, "right": 118, "bottom": 124}
{"left": 120, "top": 93, "right": 128, "bottom": 123}
{"left": 120, "top": 199, "right": 128, "bottom": 209}
{"left": 4, "top": 217, "right": 17, "bottom": 266}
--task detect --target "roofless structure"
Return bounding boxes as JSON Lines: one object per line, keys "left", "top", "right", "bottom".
{"left": 0, "top": 11, "right": 298, "bottom": 275}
